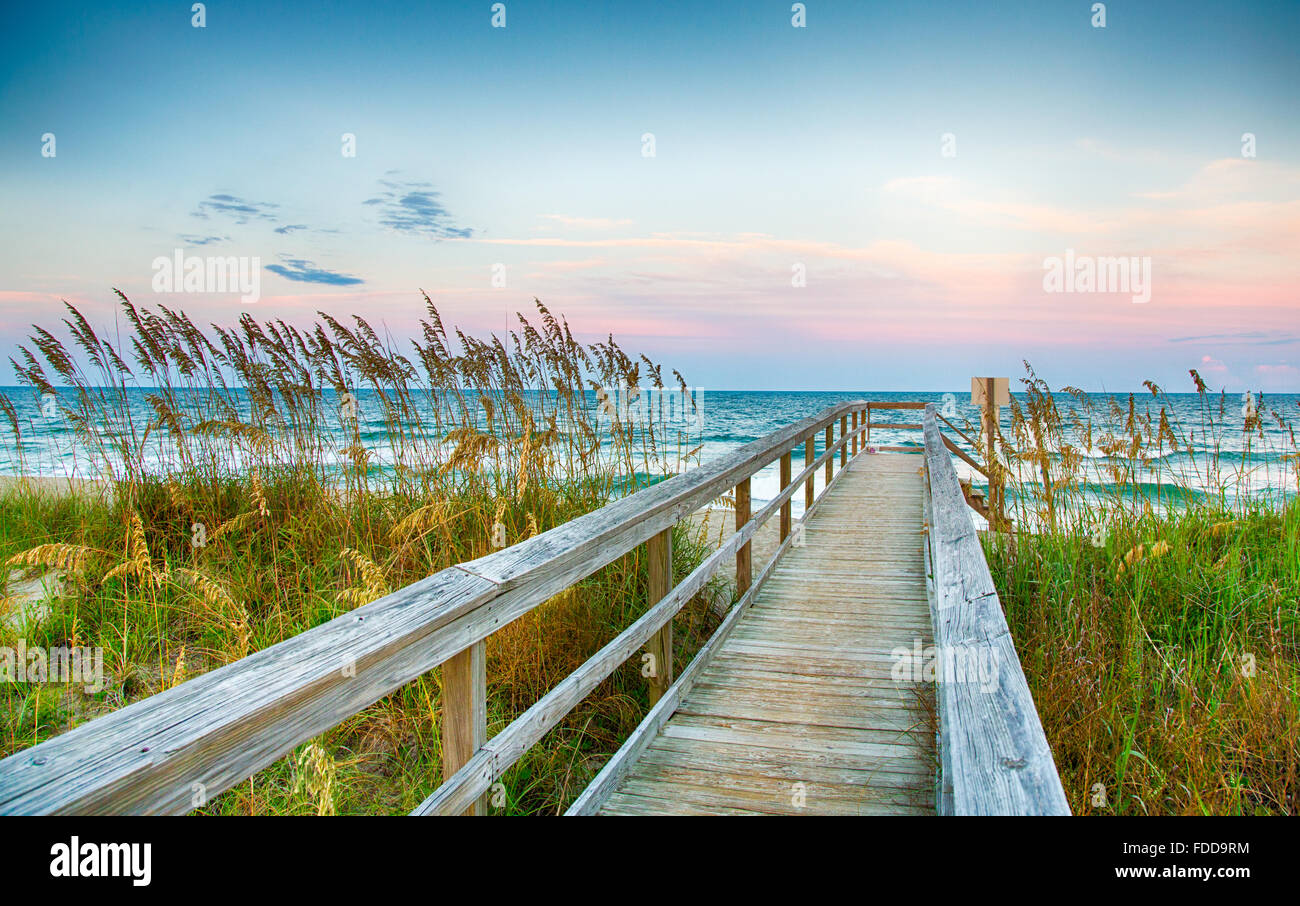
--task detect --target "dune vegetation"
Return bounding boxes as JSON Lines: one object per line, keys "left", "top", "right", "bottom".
{"left": 0, "top": 292, "right": 722, "bottom": 815}
{"left": 983, "top": 368, "right": 1299, "bottom": 815}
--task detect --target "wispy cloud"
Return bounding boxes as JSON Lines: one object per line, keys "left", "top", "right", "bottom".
{"left": 192, "top": 193, "right": 279, "bottom": 224}
{"left": 265, "top": 257, "right": 362, "bottom": 286}
{"left": 178, "top": 234, "right": 228, "bottom": 246}
{"left": 274, "top": 224, "right": 308, "bottom": 235}
{"left": 1169, "top": 331, "right": 1300, "bottom": 346}
{"left": 363, "top": 179, "right": 472, "bottom": 239}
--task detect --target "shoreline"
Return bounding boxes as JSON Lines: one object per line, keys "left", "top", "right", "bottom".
{"left": 0, "top": 475, "right": 112, "bottom": 500}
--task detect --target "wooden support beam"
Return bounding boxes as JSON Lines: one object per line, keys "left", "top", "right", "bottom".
{"left": 824, "top": 427, "right": 833, "bottom": 484}
{"left": 779, "top": 452, "right": 792, "bottom": 542}
{"left": 944, "top": 433, "right": 988, "bottom": 477}
{"left": 851, "top": 411, "right": 859, "bottom": 455}
{"left": 442, "top": 640, "right": 487, "bottom": 815}
{"left": 645, "top": 528, "right": 673, "bottom": 706}
{"left": 840, "top": 416, "right": 848, "bottom": 467}
{"left": 804, "top": 436, "right": 815, "bottom": 511}
{"left": 973, "top": 377, "right": 1010, "bottom": 531}
{"left": 983, "top": 377, "right": 1006, "bottom": 530}
{"left": 735, "top": 477, "right": 751, "bottom": 597}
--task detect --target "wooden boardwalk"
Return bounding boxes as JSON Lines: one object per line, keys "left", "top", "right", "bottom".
{"left": 599, "top": 453, "right": 936, "bottom": 816}
{"left": 0, "top": 401, "right": 1068, "bottom": 817}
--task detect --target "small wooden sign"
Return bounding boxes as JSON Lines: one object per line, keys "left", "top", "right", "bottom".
{"left": 971, "top": 377, "right": 1010, "bottom": 408}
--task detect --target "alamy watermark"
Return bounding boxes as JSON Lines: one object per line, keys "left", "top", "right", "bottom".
{"left": 595, "top": 382, "right": 704, "bottom": 431}
{"left": 1, "top": 640, "right": 105, "bottom": 693}
{"left": 891, "top": 639, "right": 998, "bottom": 693}
{"left": 151, "top": 249, "right": 261, "bottom": 303}
{"left": 1042, "top": 249, "right": 1151, "bottom": 304}
{"left": 50, "top": 837, "right": 151, "bottom": 886}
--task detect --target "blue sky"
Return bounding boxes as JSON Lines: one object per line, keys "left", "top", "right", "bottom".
{"left": 1, "top": 0, "right": 1297, "bottom": 390}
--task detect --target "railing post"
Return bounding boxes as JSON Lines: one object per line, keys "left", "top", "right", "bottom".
{"left": 442, "top": 640, "right": 487, "bottom": 815}
{"left": 824, "top": 426, "right": 833, "bottom": 484}
{"left": 866, "top": 405, "right": 871, "bottom": 443}
{"left": 851, "top": 411, "right": 859, "bottom": 455}
{"left": 840, "top": 416, "right": 848, "bottom": 467}
{"left": 779, "top": 451, "right": 792, "bottom": 541}
{"left": 735, "top": 477, "right": 751, "bottom": 597}
{"left": 645, "top": 527, "right": 673, "bottom": 706}
{"left": 804, "top": 435, "right": 815, "bottom": 510}
{"left": 979, "top": 377, "right": 1008, "bottom": 530}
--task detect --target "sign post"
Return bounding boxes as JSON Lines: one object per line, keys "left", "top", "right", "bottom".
{"left": 970, "top": 377, "right": 1010, "bottom": 529}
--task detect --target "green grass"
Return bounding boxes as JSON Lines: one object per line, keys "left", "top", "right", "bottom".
{"left": 980, "top": 369, "right": 1300, "bottom": 815}
{"left": 0, "top": 462, "right": 725, "bottom": 816}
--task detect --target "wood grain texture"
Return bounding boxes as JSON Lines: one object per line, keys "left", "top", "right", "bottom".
{"left": 417, "top": 424, "right": 868, "bottom": 816}
{"left": 735, "top": 477, "right": 751, "bottom": 597}
{"left": 646, "top": 528, "right": 674, "bottom": 706}
{"left": 804, "top": 437, "right": 815, "bottom": 510}
{"left": 921, "top": 404, "right": 1070, "bottom": 816}
{"left": 943, "top": 433, "right": 988, "bottom": 478}
{"left": 566, "top": 431, "right": 867, "bottom": 816}
{"left": 584, "top": 453, "right": 938, "bottom": 816}
{"left": 779, "top": 452, "right": 792, "bottom": 542}
{"left": 442, "top": 640, "right": 486, "bottom": 815}
{"left": 824, "top": 427, "right": 833, "bottom": 484}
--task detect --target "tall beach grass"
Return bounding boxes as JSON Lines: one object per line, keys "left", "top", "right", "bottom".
{"left": 980, "top": 366, "right": 1299, "bottom": 814}
{"left": 0, "top": 292, "right": 721, "bottom": 814}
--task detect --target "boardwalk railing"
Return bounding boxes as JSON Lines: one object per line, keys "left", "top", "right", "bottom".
{"left": 863, "top": 400, "right": 924, "bottom": 445}
{"left": 0, "top": 401, "right": 877, "bottom": 815}
{"left": 0, "top": 397, "right": 1068, "bottom": 816}
{"left": 921, "top": 403, "right": 1070, "bottom": 815}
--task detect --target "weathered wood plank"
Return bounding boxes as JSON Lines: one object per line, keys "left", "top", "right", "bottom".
{"left": 922, "top": 404, "right": 1070, "bottom": 816}
{"left": 645, "top": 528, "right": 674, "bottom": 706}
{"left": 566, "top": 433, "right": 871, "bottom": 815}
{"left": 824, "top": 427, "right": 833, "bottom": 484}
{"left": 0, "top": 566, "right": 496, "bottom": 815}
{"left": 582, "top": 453, "right": 938, "bottom": 816}
{"left": 779, "top": 452, "right": 792, "bottom": 541}
{"left": 422, "top": 428, "right": 872, "bottom": 816}
{"left": 638, "top": 736, "right": 935, "bottom": 788}
{"left": 804, "top": 436, "right": 815, "bottom": 510}
{"left": 735, "top": 477, "right": 751, "bottom": 597}
{"left": 442, "top": 640, "right": 486, "bottom": 815}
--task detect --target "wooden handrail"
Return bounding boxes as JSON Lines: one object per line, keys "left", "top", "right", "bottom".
{"left": 921, "top": 404, "right": 1069, "bottom": 815}
{"left": 943, "top": 433, "right": 988, "bottom": 478}
{"left": 416, "top": 418, "right": 869, "bottom": 815}
{"left": 936, "top": 411, "right": 980, "bottom": 450}
{"left": 0, "top": 400, "right": 872, "bottom": 815}
{"left": 566, "top": 417, "right": 868, "bottom": 815}
{"left": 864, "top": 400, "right": 927, "bottom": 444}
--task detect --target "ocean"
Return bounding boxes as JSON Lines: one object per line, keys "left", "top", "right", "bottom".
{"left": 2, "top": 387, "right": 1296, "bottom": 518}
